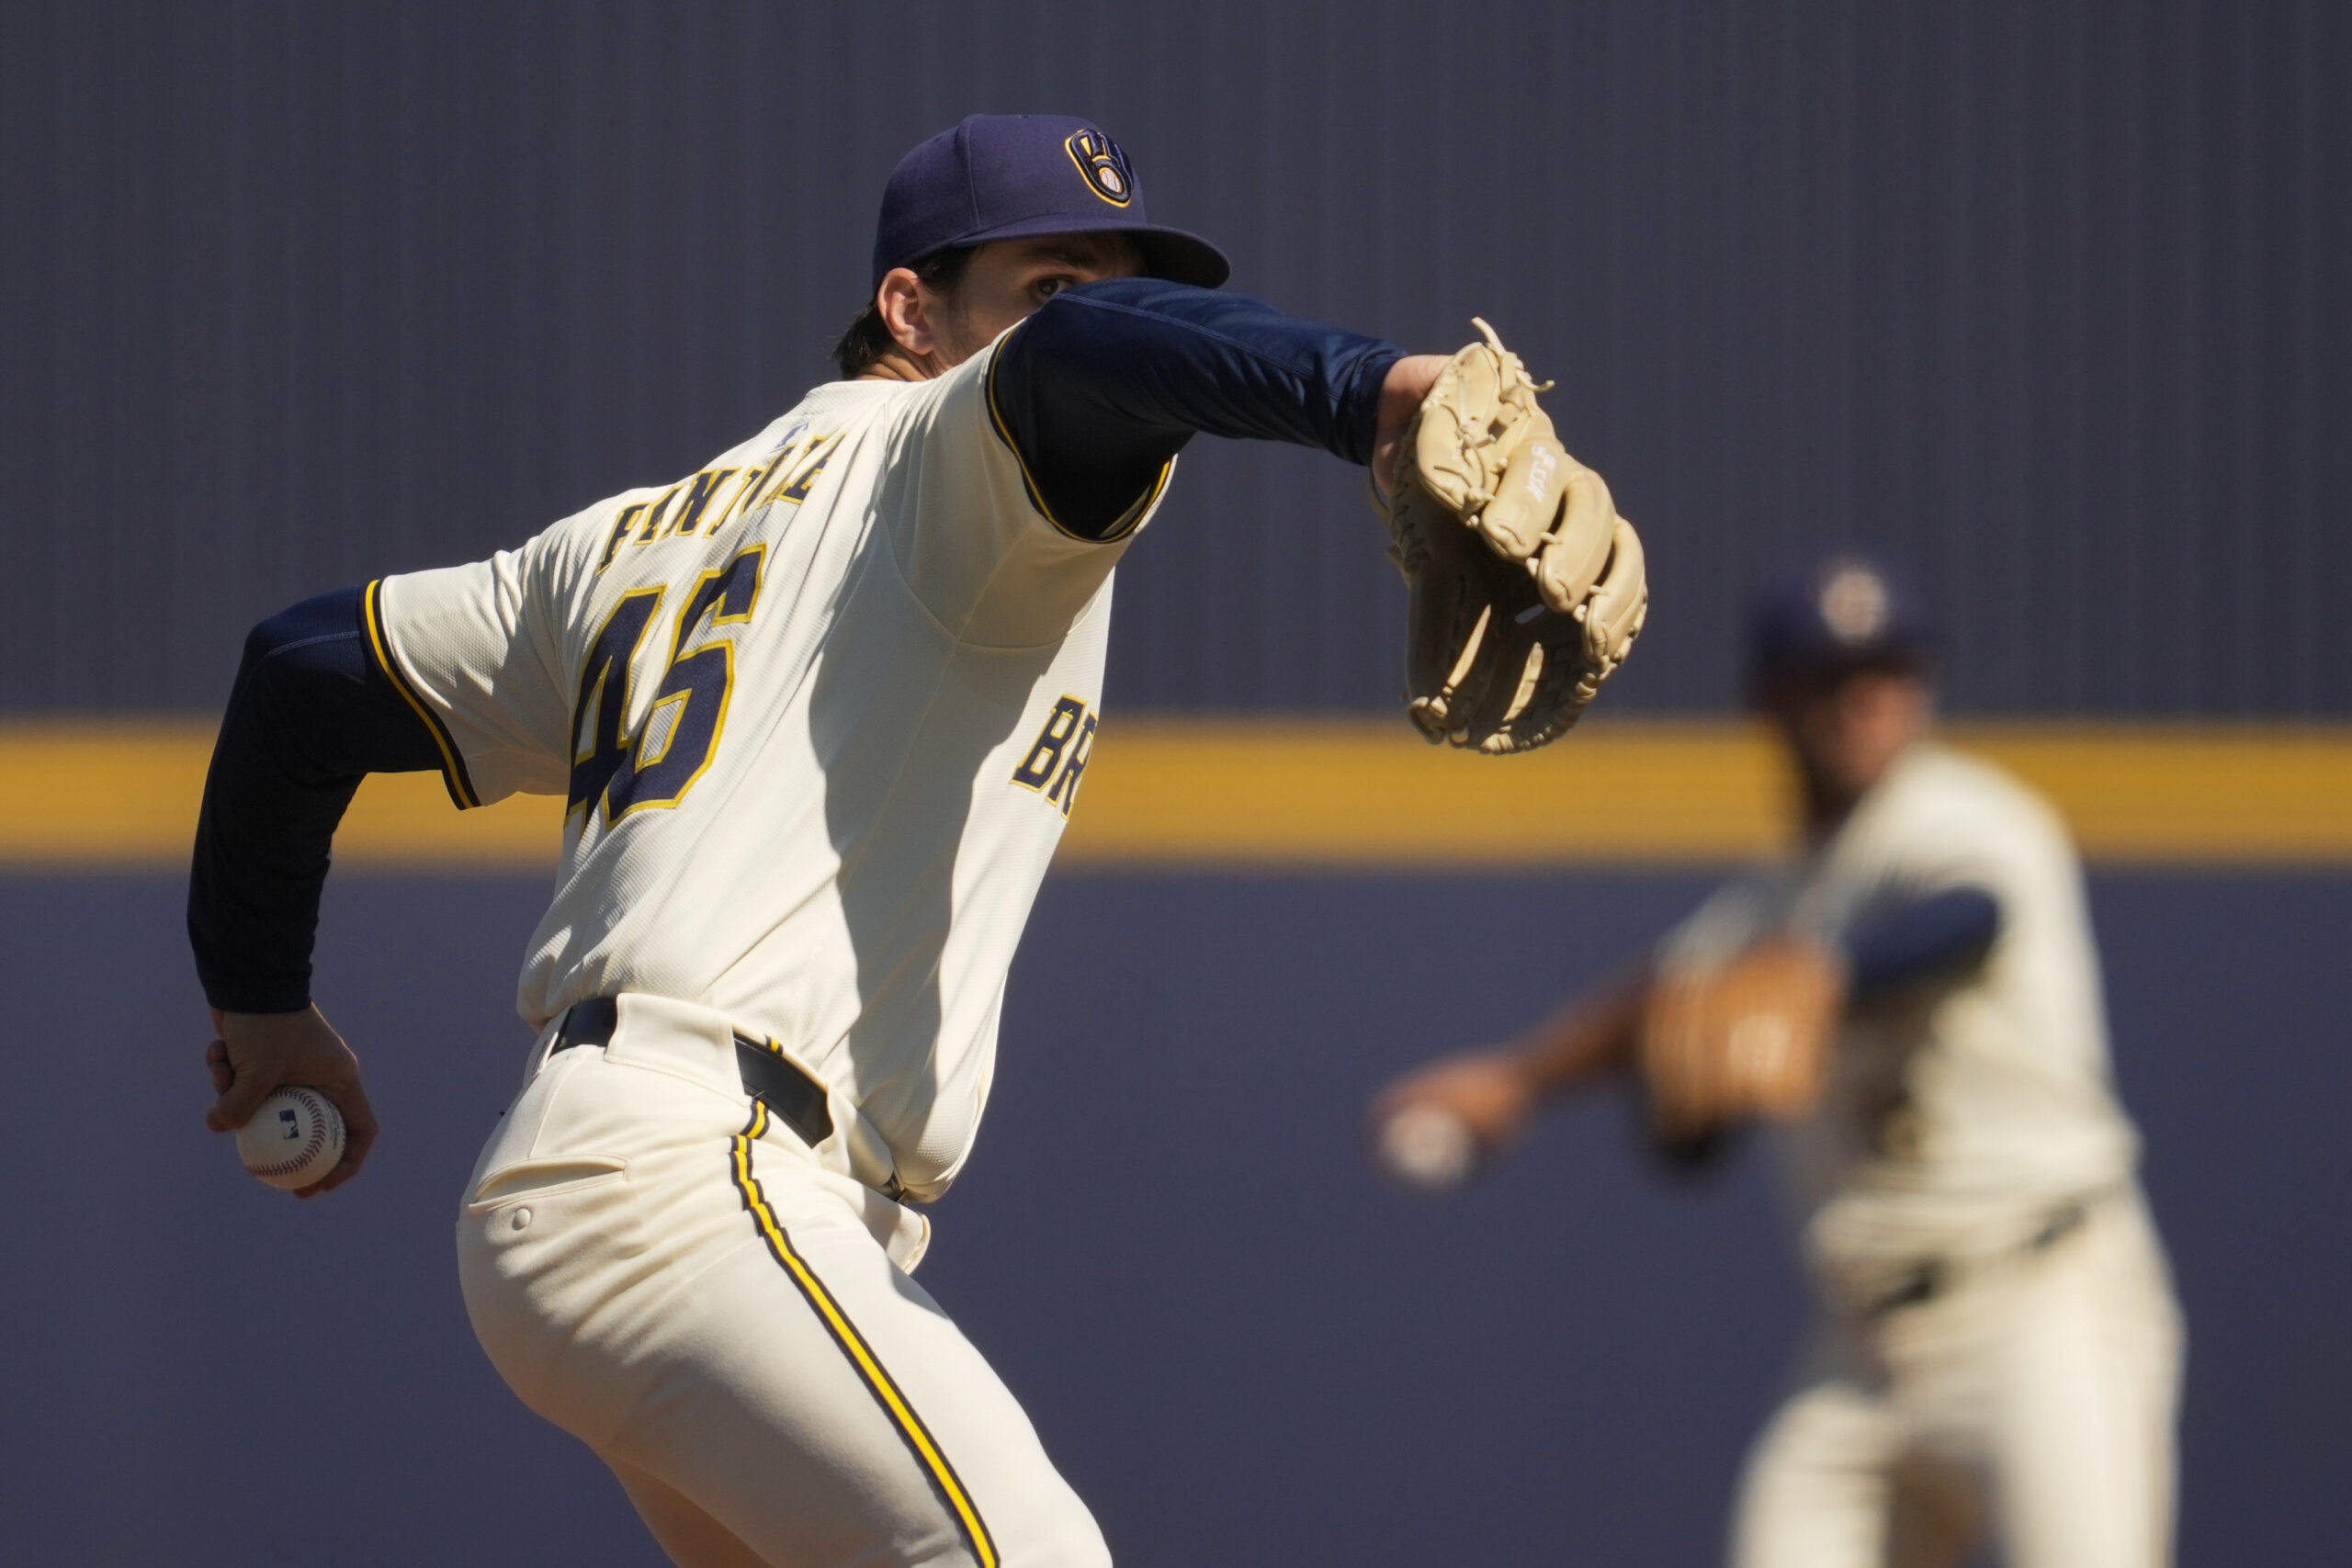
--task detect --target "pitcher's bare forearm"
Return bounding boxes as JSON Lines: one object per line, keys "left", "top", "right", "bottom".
{"left": 1511, "top": 965, "right": 1650, "bottom": 1100}
{"left": 1371, "top": 966, "right": 1650, "bottom": 1154}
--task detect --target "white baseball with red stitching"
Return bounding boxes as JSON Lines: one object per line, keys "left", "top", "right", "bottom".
{"left": 235, "top": 1087, "right": 345, "bottom": 1190}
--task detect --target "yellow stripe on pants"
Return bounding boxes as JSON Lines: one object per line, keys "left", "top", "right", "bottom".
{"left": 727, "top": 1104, "right": 1000, "bottom": 1568}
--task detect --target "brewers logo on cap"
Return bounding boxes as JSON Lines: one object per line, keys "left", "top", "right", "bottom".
{"left": 1065, "top": 128, "right": 1136, "bottom": 207}
{"left": 1818, "top": 562, "right": 1891, "bottom": 645}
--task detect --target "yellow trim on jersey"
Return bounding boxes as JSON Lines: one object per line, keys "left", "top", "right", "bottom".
{"left": 361, "top": 579, "right": 481, "bottom": 809}
{"left": 983, "top": 342, "right": 1173, "bottom": 544}
{"left": 728, "top": 1107, "right": 1001, "bottom": 1568}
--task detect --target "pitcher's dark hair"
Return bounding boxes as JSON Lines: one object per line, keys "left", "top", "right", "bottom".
{"left": 832, "top": 247, "right": 977, "bottom": 379}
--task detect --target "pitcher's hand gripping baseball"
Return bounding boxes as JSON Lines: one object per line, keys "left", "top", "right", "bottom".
{"left": 205, "top": 1005, "right": 379, "bottom": 1196}
{"left": 1382, "top": 320, "right": 1647, "bottom": 753}
{"left": 1638, "top": 942, "right": 1842, "bottom": 1142}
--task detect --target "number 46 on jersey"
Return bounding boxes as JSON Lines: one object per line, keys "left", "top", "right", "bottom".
{"left": 567, "top": 544, "right": 767, "bottom": 829}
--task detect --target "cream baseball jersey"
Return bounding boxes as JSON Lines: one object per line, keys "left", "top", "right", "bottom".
{"left": 371, "top": 342, "right": 1166, "bottom": 1200}
{"left": 186, "top": 115, "right": 1426, "bottom": 1568}
{"left": 1657, "top": 743, "right": 2140, "bottom": 1266}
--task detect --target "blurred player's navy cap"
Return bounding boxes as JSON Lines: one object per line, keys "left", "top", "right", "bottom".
{"left": 1747, "top": 553, "right": 1937, "bottom": 692}
{"left": 872, "top": 114, "right": 1231, "bottom": 290}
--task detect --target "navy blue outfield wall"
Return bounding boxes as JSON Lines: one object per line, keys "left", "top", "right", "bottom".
{"left": 4, "top": 0, "right": 2348, "bottom": 717}
{"left": 1, "top": 867, "right": 2346, "bottom": 1565}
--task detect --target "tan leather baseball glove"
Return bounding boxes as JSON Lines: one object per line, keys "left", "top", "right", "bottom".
{"left": 1383, "top": 320, "right": 1647, "bottom": 754}
{"left": 1639, "top": 941, "right": 1844, "bottom": 1142}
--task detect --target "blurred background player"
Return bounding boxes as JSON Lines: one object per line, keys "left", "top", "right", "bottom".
{"left": 1371, "top": 554, "right": 2183, "bottom": 1568}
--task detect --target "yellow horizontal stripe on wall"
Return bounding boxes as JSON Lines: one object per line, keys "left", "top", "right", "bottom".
{"left": 1054, "top": 721, "right": 2352, "bottom": 865}
{"left": 1059, "top": 721, "right": 1792, "bottom": 864}
{"left": 2, "top": 719, "right": 2348, "bottom": 869}
{"left": 0, "top": 723, "right": 560, "bottom": 868}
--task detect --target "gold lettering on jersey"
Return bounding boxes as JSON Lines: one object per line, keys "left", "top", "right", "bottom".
{"left": 596, "top": 503, "right": 652, "bottom": 572}
{"left": 1012, "top": 695, "right": 1097, "bottom": 818}
{"left": 670, "top": 468, "right": 740, "bottom": 536}
{"left": 754, "top": 441, "right": 813, "bottom": 507}
{"left": 775, "top": 434, "right": 841, "bottom": 503}
{"left": 634, "top": 483, "right": 684, "bottom": 547}
{"left": 760, "top": 433, "right": 842, "bottom": 509}
{"left": 589, "top": 432, "right": 840, "bottom": 576}
{"left": 707, "top": 464, "right": 770, "bottom": 533}
{"left": 1044, "top": 714, "right": 1096, "bottom": 814}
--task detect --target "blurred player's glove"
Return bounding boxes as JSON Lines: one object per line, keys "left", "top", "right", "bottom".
{"left": 1639, "top": 942, "right": 1843, "bottom": 1142}
{"left": 1382, "top": 320, "right": 1647, "bottom": 754}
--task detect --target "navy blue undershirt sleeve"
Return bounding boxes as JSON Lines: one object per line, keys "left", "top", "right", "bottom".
{"left": 187, "top": 588, "right": 447, "bottom": 1013}
{"left": 989, "top": 277, "right": 1406, "bottom": 538}
{"left": 1843, "top": 886, "right": 2003, "bottom": 1001}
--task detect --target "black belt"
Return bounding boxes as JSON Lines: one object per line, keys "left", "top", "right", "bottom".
{"left": 1864, "top": 1200, "right": 2092, "bottom": 1320}
{"left": 551, "top": 997, "right": 835, "bottom": 1151}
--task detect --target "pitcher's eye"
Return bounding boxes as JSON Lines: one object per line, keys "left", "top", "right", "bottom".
{"left": 1034, "top": 276, "right": 1073, "bottom": 301}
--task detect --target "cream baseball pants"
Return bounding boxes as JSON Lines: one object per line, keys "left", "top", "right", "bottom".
{"left": 456, "top": 995, "right": 1109, "bottom": 1568}
{"left": 1731, "top": 1190, "right": 2183, "bottom": 1568}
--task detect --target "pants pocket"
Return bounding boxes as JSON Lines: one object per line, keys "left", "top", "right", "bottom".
{"left": 457, "top": 1153, "right": 646, "bottom": 1443}
{"left": 467, "top": 1155, "right": 629, "bottom": 1211}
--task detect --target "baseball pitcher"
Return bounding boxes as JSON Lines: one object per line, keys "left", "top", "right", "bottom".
{"left": 1372, "top": 556, "right": 2183, "bottom": 1568}
{"left": 186, "top": 114, "right": 1644, "bottom": 1567}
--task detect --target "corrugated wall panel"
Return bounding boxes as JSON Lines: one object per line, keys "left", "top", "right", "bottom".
{"left": 1, "top": 0, "right": 2344, "bottom": 716}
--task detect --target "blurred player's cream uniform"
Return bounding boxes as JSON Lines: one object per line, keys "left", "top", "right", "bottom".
{"left": 1657, "top": 742, "right": 2183, "bottom": 1568}
{"left": 392, "top": 342, "right": 1132, "bottom": 1563}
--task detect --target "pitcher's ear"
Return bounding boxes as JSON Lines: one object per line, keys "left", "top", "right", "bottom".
{"left": 876, "top": 268, "right": 937, "bottom": 356}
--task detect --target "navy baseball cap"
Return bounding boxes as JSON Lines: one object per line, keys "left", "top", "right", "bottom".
{"left": 1747, "top": 553, "right": 1937, "bottom": 690}
{"left": 871, "top": 114, "right": 1230, "bottom": 290}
